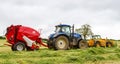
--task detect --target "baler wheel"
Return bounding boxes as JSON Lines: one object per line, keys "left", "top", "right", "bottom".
{"left": 79, "top": 40, "right": 88, "bottom": 49}
{"left": 54, "top": 36, "right": 69, "bottom": 50}
{"left": 12, "top": 42, "right": 26, "bottom": 51}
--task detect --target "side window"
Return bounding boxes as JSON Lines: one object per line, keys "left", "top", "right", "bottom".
{"left": 55, "top": 27, "right": 61, "bottom": 32}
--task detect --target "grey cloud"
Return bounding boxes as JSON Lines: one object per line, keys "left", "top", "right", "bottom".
{"left": 0, "top": 0, "right": 120, "bottom": 39}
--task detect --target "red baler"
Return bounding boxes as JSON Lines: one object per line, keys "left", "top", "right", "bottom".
{"left": 5, "top": 25, "right": 47, "bottom": 51}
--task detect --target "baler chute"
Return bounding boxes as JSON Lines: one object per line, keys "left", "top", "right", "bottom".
{"left": 5, "top": 25, "right": 48, "bottom": 51}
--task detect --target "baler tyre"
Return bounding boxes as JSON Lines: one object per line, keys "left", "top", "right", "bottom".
{"left": 95, "top": 41, "right": 101, "bottom": 47}
{"left": 12, "top": 42, "right": 26, "bottom": 51}
{"left": 79, "top": 40, "right": 88, "bottom": 49}
{"left": 106, "top": 42, "right": 112, "bottom": 47}
{"left": 54, "top": 36, "right": 69, "bottom": 50}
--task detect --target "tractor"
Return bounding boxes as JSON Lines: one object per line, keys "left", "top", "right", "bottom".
{"left": 48, "top": 24, "right": 88, "bottom": 50}
{"left": 88, "top": 35, "right": 114, "bottom": 47}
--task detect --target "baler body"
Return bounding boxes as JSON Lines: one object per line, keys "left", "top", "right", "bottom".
{"left": 5, "top": 25, "right": 47, "bottom": 51}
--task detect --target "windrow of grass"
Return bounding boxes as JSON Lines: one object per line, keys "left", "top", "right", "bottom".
{"left": 0, "top": 47, "right": 120, "bottom": 64}
{"left": 1, "top": 39, "right": 120, "bottom": 64}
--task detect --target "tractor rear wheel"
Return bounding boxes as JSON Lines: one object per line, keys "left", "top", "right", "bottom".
{"left": 79, "top": 40, "right": 88, "bottom": 49}
{"left": 54, "top": 36, "right": 69, "bottom": 50}
{"left": 106, "top": 42, "right": 112, "bottom": 47}
{"left": 12, "top": 42, "right": 26, "bottom": 51}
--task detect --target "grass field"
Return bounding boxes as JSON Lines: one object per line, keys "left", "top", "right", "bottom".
{"left": 0, "top": 39, "right": 120, "bottom": 64}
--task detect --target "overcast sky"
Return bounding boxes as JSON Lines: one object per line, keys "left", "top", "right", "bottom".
{"left": 0, "top": 0, "right": 120, "bottom": 39}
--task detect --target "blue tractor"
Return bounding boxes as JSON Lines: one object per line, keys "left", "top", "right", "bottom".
{"left": 48, "top": 24, "right": 88, "bottom": 50}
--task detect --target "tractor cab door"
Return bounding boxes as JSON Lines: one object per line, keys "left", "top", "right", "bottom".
{"left": 61, "top": 26, "right": 71, "bottom": 36}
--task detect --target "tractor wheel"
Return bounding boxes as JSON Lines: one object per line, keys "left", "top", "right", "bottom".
{"left": 95, "top": 41, "right": 101, "bottom": 47}
{"left": 54, "top": 36, "right": 69, "bottom": 50}
{"left": 79, "top": 40, "right": 88, "bottom": 49}
{"left": 106, "top": 42, "right": 112, "bottom": 47}
{"left": 12, "top": 42, "right": 26, "bottom": 51}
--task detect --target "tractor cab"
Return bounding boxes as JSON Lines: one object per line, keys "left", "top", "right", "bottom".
{"left": 92, "top": 35, "right": 101, "bottom": 39}
{"left": 48, "top": 24, "right": 88, "bottom": 50}
{"left": 55, "top": 24, "right": 71, "bottom": 36}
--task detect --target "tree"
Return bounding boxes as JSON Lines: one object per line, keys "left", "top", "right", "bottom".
{"left": 75, "top": 24, "right": 93, "bottom": 40}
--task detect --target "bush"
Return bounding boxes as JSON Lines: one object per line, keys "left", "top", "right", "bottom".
{"left": 0, "top": 36, "right": 5, "bottom": 39}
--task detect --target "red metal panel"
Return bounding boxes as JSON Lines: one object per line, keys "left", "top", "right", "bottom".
{"left": 5, "top": 25, "right": 40, "bottom": 44}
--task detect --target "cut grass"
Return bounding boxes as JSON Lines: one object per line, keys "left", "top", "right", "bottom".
{"left": 0, "top": 39, "right": 120, "bottom": 64}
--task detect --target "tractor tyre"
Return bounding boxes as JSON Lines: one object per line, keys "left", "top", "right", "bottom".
{"left": 54, "top": 36, "right": 69, "bottom": 50}
{"left": 95, "top": 41, "right": 101, "bottom": 47}
{"left": 12, "top": 42, "right": 26, "bottom": 51}
{"left": 79, "top": 40, "right": 88, "bottom": 49}
{"left": 106, "top": 42, "right": 112, "bottom": 47}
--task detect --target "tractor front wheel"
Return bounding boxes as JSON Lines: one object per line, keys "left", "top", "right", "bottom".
{"left": 79, "top": 40, "right": 88, "bottom": 49}
{"left": 54, "top": 36, "right": 69, "bottom": 50}
{"left": 12, "top": 42, "right": 26, "bottom": 51}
